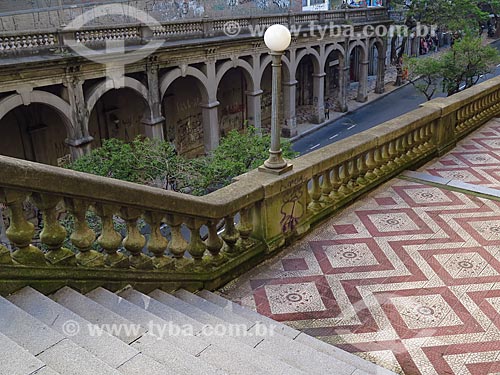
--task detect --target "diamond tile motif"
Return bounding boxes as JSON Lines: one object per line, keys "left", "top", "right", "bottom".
{"left": 264, "top": 282, "right": 326, "bottom": 315}
{"left": 391, "top": 294, "right": 463, "bottom": 329}
{"left": 324, "top": 243, "right": 378, "bottom": 268}
{"left": 221, "top": 120, "right": 500, "bottom": 374}
{"left": 434, "top": 252, "right": 499, "bottom": 279}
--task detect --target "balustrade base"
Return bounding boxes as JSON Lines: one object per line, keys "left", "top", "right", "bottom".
{"left": 129, "top": 254, "right": 154, "bottom": 270}
{"left": 76, "top": 250, "right": 105, "bottom": 268}
{"left": 258, "top": 163, "right": 293, "bottom": 175}
{"left": 45, "top": 248, "right": 77, "bottom": 266}
{"left": 153, "top": 257, "right": 175, "bottom": 270}
{"left": 12, "top": 246, "right": 46, "bottom": 266}
{"left": 0, "top": 246, "right": 12, "bottom": 264}
{"left": 105, "top": 252, "right": 129, "bottom": 268}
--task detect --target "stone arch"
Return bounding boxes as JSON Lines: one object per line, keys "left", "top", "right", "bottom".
{"left": 160, "top": 66, "right": 210, "bottom": 102}
{"left": 216, "top": 59, "right": 257, "bottom": 92}
{"left": 323, "top": 43, "right": 346, "bottom": 71}
{"left": 258, "top": 54, "right": 292, "bottom": 86}
{"left": 347, "top": 40, "right": 368, "bottom": 61}
{"left": 293, "top": 47, "right": 322, "bottom": 78}
{"left": 86, "top": 77, "right": 150, "bottom": 121}
{"left": 0, "top": 91, "right": 76, "bottom": 138}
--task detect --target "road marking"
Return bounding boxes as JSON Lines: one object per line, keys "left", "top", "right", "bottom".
{"left": 329, "top": 134, "right": 339, "bottom": 140}
{"left": 309, "top": 143, "right": 321, "bottom": 150}
{"left": 459, "top": 84, "right": 466, "bottom": 90}
{"left": 497, "top": 63, "right": 500, "bottom": 67}
{"left": 347, "top": 125, "right": 356, "bottom": 130}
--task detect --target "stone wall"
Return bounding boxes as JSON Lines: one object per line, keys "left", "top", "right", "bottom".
{"left": 0, "top": 0, "right": 302, "bottom": 31}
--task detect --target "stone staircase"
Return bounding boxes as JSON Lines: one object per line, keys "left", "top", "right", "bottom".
{"left": 0, "top": 286, "right": 396, "bottom": 375}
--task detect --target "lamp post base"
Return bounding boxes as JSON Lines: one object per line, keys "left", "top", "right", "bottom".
{"left": 258, "top": 163, "right": 293, "bottom": 175}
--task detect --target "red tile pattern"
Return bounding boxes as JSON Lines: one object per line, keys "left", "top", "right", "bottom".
{"left": 221, "top": 119, "right": 500, "bottom": 375}
{"left": 424, "top": 118, "right": 500, "bottom": 188}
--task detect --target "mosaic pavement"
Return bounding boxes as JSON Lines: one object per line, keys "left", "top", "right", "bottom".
{"left": 220, "top": 118, "right": 500, "bottom": 375}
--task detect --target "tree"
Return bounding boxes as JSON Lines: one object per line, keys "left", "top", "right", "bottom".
{"left": 441, "top": 35, "right": 500, "bottom": 95}
{"left": 403, "top": 35, "right": 500, "bottom": 100}
{"left": 194, "top": 127, "right": 299, "bottom": 194}
{"left": 66, "top": 127, "right": 299, "bottom": 196}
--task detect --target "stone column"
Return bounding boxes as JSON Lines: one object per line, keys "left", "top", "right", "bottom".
{"left": 312, "top": 73, "right": 326, "bottom": 124}
{"left": 143, "top": 62, "right": 165, "bottom": 140}
{"left": 338, "top": 62, "right": 349, "bottom": 113}
{"left": 282, "top": 80, "right": 298, "bottom": 137}
{"left": 65, "top": 136, "right": 94, "bottom": 161}
{"left": 246, "top": 89, "right": 263, "bottom": 130}
{"left": 356, "top": 60, "right": 369, "bottom": 103}
{"left": 63, "top": 72, "right": 94, "bottom": 160}
{"left": 375, "top": 55, "right": 386, "bottom": 94}
{"left": 201, "top": 101, "right": 220, "bottom": 152}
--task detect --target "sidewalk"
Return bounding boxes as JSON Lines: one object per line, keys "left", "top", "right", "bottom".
{"left": 221, "top": 117, "right": 500, "bottom": 375}
{"left": 291, "top": 65, "right": 403, "bottom": 142}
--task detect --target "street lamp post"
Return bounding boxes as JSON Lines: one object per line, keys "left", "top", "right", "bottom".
{"left": 260, "top": 24, "right": 293, "bottom": 174}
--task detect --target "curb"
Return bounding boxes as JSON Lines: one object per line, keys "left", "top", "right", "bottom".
{"left": 289, "top": 80, "right": 413, "bottom": 143}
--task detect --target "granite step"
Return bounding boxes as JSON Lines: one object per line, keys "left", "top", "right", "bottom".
{"left": 0, "top": 296, "right": 122, "bottom": 375}
{"left": 48, "top": 287, "right": 182, "bottom": 375}
{"left": 170, "top": 288, "right": 357, "bottom": 375}
{"left": 200, "top": 289, "right": 398, "bottom": 375}
{"left": 86, "top": 286, "right": 226, "bottom": 375}
{"left": 120, "top": 288, "right": 270, "bottom": 375}
{"left": 0, "top": 331, "right": 59, "bottom": 375}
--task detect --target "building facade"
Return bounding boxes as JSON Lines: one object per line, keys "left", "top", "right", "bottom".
{"left": 0, "top": 5, "right": 390, "bottom": 164}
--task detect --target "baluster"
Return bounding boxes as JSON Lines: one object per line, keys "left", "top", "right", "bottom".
{"left": 386, "top": 141, "right": 397, "bottom": 169}
{"left": 393, "top": 137, "right": 404, "bottom": 165}
{"left": 222, "top": 215, "right": 240, "bottom": 257}
{"left": 31, "top": 194, "right": 75, "bottom": 266}
{"left": 338, "top": 161, "right": 353, "bottom": 195}
{"left": 308, "top": 175, "right": 322, "bottom": 211}
{"left": 206, "top": 219, "right": 224, "bottom": 266}
{"left": 186, "top": 218, "right": 206, "bottom": 271}
{"left": 0, "top": 244, "right": 11, "bottom": 264}
{"left": 347, "top": 159, "right": 358, "bottom": 191}
{"left": 330, "top": 165, "right": 343, "bottom": 200}
{"left": 237, "top": 207, "right": 254, "bottom": 250}
{"left": 406, "top": 132, "right": 416, "bottom": 158}
{"left": 373, "top": 146, "right": 384, "bottom": 176}
{"left": 144, "top": 212, "right": 173, "bottom": 270}
{"left": 365, "top": 149, "right": 377, "bottom": 180}
{"left": 320, "top": 170, "right": 333, "bottom": 205}
{"left": 357, "top": 153, "right": 368, "bottom": 185}
{"left": 95, "top": 204, "right": 128, "bottom": 268}
{"left": 379, "top": 143, "right": 390, "bottom": 173}
{"left": 1, "top": 190, "right": 45, "bottom": 265}
{"left": 165, "top": 214, "right": 189, "bottom": 269}
{"left": 418, "top": 126, "right": 426, "bottom": 151}
{"left": 65, "top": 199, "right": 104, "bottom": 268}
{"left": 121, "top": 207, "right": 152, "bottom": 270}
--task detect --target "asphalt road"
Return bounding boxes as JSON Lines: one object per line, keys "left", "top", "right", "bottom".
{"left": 293, "top": 39, "right": 500, "bottom": 155}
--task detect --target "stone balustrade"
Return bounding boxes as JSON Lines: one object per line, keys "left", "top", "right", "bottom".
{"left": 0, "top": 8, "right": 389, "bottom": 58}
{"left": 1, "top": 75, "right": 498, "bottom": 295}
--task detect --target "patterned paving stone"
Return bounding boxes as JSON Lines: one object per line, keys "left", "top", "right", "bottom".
{"left": 221, "top": 119, "right": 500, "bottom": 374}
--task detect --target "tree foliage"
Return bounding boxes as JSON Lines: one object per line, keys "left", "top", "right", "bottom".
{"left": 405, "top": 54, "right": 444, "bottom": 100}
{"left": 405, "top": 35, "right": 500, "bottom": 100}
{"left": 66, "top": 127, "right": 299, "bottom": 196}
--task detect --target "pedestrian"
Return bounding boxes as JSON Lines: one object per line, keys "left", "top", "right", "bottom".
{"left": 324, "top": 99, "right": 331, "bottom": 120}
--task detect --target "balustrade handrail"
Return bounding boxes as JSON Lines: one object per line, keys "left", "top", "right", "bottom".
{"left": 0, "top": 75, "right": 497, "bottom": 220}
{"left": 1, "top": 72, "right": 499, "bottom": 295}
{"left": 0, "top": 7, "right": 390, "bottom": 38}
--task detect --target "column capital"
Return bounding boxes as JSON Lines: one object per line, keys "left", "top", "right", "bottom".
{"left": 312, "top": 73, "right": 327, "bottom": 78}
{"left": 65, "top": 136, "right": 94, "bottom": 147}
{"left": 142, "top": 116, "right": 165, "bottom": 126}
{"left": 246, "top": 89, "right": 264, "bottom": 97}
{"left": 200, "top": 101, "right": 220, "bottom": 109}
{"left": 283, "top": 80, "right": 298, "bottom": 87}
